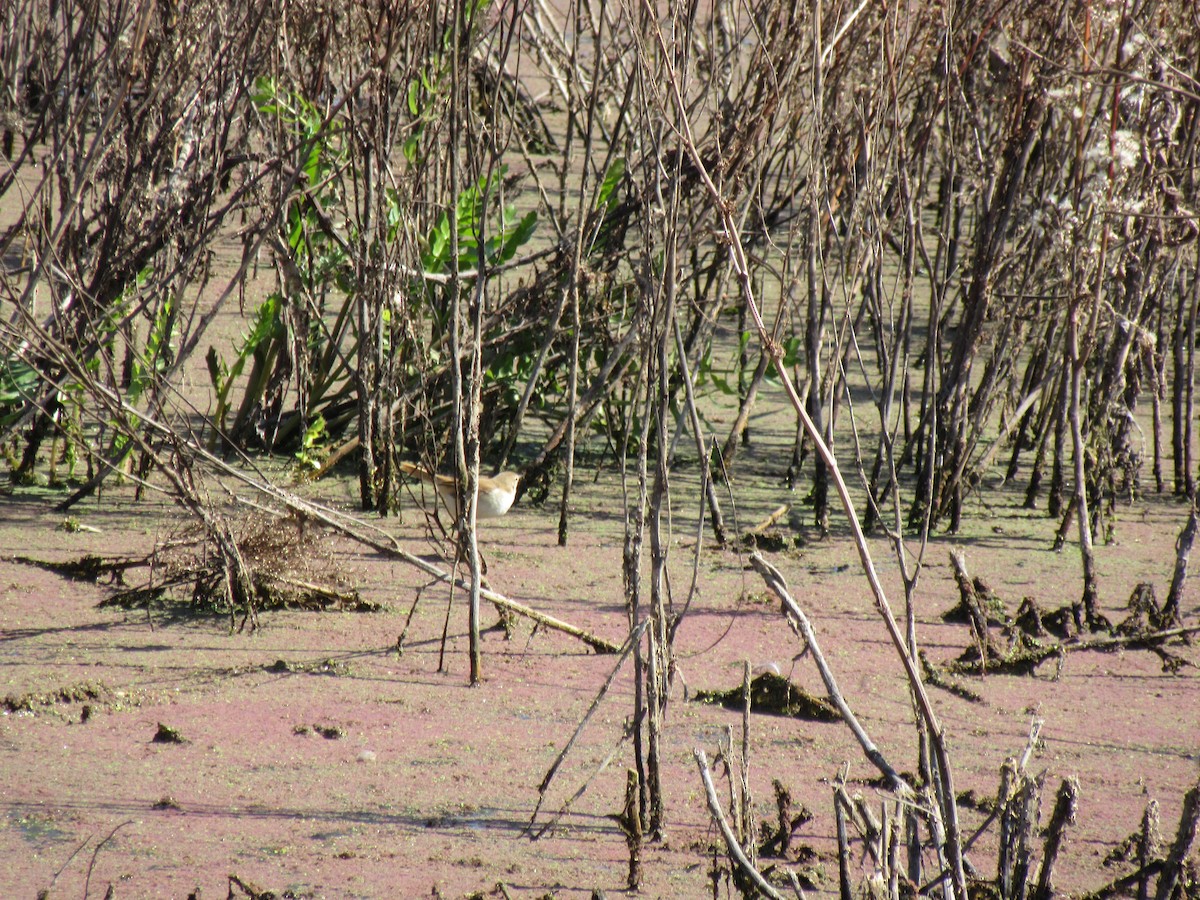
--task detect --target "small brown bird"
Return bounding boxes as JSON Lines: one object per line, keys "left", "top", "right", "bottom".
{"left": 400, "top": 461, "right": 520, "bottom": 632}
{"left": 399, "top": 461, "right": 520, "bottom": 521}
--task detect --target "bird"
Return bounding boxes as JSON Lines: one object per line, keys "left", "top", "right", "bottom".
{"left": 399, "top": 461, "right": 521, "bottom": 522}
{"left": 400, "top": 461, "right": 521, "bottom": 633}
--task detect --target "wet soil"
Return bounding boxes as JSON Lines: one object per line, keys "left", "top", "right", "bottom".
{"left": 2, "top": 440, "right": 1198, "bottom": 898}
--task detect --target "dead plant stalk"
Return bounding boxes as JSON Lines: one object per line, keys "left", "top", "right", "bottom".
{"left": 640, "top": 4, "right": 968, "bottom": 895}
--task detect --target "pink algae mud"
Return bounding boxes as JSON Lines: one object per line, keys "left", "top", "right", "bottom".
{"left": 1, "top": 483, "right": 1199, "bottom": 898}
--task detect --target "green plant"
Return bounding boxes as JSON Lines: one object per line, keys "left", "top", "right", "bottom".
{"left": 206, "top": 295, "right": 284, "bottom": 448}
{"left": 0, "top": 356, "right": 39, "bottom": 431}
{"left": 293, "top": 414, "right": 329, "bottom": 477}
{"left": 200, "top": 77, "right": 352, "bottom": 451}
{"left": 420, "top": 166, "right": 537, "bottom": 276}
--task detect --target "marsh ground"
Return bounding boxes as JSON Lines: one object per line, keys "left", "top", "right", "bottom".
{"left": 2, "top": 413, "right": 1198, "bottom": 898}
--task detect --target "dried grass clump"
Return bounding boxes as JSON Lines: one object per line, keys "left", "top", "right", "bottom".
{"left": 102, "top": 511, "right": 376, "bottom": 625}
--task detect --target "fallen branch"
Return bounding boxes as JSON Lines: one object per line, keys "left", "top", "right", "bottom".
{"left": 945, "top": 623, "right": 1200, "bottom": 677}
{"left": 483, "top": 587, "right": 620, "bottom": 654}
{"left": 14, "top": 554, "right": 143, "bottom": 583}
{"left": 749, "top": 551, "right": 912, "bottom": 796}
{"left": 694, "top": 748, "right": 788, "bottom": 900}
{"left": 228, "top": 491, "right": 620, "bottom": 652}
{"left": 1066, "top": 624, "right": 1200, "bottom": 653}
{"left": 257, "top": 573, "right": 372, "bottom": 610}
{"left": 747, "top": 503, "right": 791, "bottom": 537}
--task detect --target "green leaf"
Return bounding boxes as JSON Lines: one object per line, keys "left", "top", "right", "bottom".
{"left": 710, "top": 372, "right": 735, "bottom": 395}
{"left": 250, "top": 75, "right": 279, "bottom": 113}
{"left": 499, "top": 210, "right": 538, "bottom": 263}
{"left": 407, "top": 80, "right": 421, "bottom": 117}
{"left": 426, "top": 214, "right": 450, "bottom": 269}
{"left": 402, "top": 134, "right": 419, "bottom": 165}
{"left": 0, "top": 356, "right": 39, "bottom": 406}
{"left": 780, "top": 336, "right": 803, "bottom": 368}
{"left": 596, "top": 157, "right": 625, "bottom": 209}
{"left": 243, "top": 295, "right": 282, "bottom": 359}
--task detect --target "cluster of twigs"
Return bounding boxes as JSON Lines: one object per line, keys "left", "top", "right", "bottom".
{"left": 945, "top": 542, "right": 1200, "bottom": 678}
{"left": 94, "top": 511, "right": 372, "bottom": 628}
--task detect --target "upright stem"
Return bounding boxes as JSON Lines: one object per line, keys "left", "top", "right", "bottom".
{"left": 646, "top": 230, "right": 675, "bottom": 838}
{"left": 558, "top": 0, "right": 603, "bottom": 545}
{"left": 1067, "top": 301, "right": 1098, "bottom": 633}
{"left": 643, "top": 9, "right": 967, "bottom": 893}
{"left": 446, "top": 0, "right": 482, "bottom": 683}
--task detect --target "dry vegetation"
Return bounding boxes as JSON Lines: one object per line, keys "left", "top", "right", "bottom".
{"left": 2, "top": 0, "right": 1200, "bottom": 897}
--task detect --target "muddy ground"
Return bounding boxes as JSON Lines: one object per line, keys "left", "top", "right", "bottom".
{"left": 2, "top": 422, "right": 1198, "bottom": 898}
